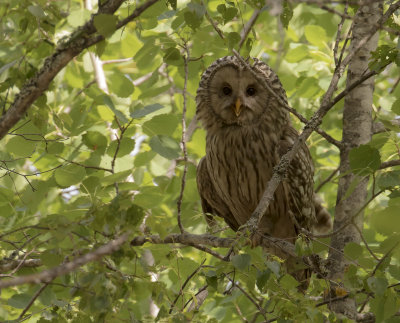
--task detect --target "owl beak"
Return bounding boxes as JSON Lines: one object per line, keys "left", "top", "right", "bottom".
{"left": 234, "top": 98, "right": 242, "bottom": 117}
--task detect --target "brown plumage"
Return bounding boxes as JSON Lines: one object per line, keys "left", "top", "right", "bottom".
{"left": 196, "top": 56, "right": 331, "bottom": 279}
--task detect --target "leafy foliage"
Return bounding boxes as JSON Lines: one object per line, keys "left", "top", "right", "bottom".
{"left": 0, "top": 0, "right": 400, "bottom": 322}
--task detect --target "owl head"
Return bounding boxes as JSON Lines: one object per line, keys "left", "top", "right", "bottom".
{"left": 196, "top": 56, "right": 289, "bottom": 133}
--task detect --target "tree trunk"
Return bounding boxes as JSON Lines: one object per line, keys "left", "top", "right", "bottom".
{"left": 327, "top": 1, "right": 382, "bottom": 318}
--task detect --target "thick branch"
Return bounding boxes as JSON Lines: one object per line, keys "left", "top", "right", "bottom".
{"left": 327, "top": 1, "right": 382, "bottom": 319}
{"left": 0, "top": 0, "right": 159, "bottom": 139}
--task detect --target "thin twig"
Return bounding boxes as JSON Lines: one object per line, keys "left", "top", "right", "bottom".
{"left": 204, "top": 4, "right": 225, "bottom": 40}
{"left": 370, "top": 241, "right": 400, "bottom": 277}
{"left": 238, "top": 9, "right": 261, "bottom": 50}
{"left": 304, "top": 190, "right": 384, "bottom": 239}
{"left": 333, "top": 3, "right": 348, "bottom": 66}
{"left": 176, "top": 46, "right": 190, "bottom": 234}
{"left": 57, "top": 156, "right": 113, "bottom": 173}
{"left": 316, "top": 167, "right": 340, "bottom": 192}
{"left": 379, "top": 159, "right": 400, "bottom": 169}
{"left": 226, "top": 276, "right": 268, "bottom": 321}
{"left": 169, "top": 259, "right": 206, "bottom": 314}
{"left": 351, "top": 222, "right": 379, "bottom": 261}
{"left": 18, "top": 283, "right": 50, "bottom": 319}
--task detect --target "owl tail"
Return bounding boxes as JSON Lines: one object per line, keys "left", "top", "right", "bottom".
{"left": 312, "top": 195, "right": 332, "bottom": 234}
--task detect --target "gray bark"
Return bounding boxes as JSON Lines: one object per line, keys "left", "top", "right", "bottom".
{"left": 327, "top": 1, "right": 382, "bottom": 318}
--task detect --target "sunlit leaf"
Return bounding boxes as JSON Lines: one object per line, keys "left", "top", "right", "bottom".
{"left": 349, "top": 144, "right": 381, "bottom": 175}
{"left": 149, "top": 135, "right": 180, "bottom": 160}
{"left": 131, "top": 103, "right": 164, "bottom": 118}
{"left": 344, "top": 242, "right": 363, "bottom": 260}
{"left": 304, "top": 25, "right": 327, "bottom": 48}
{"left": 54, "top": 164, "right": 86, "bottom": 187}
{"left": 94, "top": 14, "right": 117, "bottom": 37}
{"left": 232, "top": 254, "right": 251, "bottom": 270}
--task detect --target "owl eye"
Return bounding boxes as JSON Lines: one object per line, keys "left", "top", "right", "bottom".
{"left": 222, "top": 86, "right": 232, "bottom": 96}
{"left": 246, "top": 86, "right": 256, "bottom": 96}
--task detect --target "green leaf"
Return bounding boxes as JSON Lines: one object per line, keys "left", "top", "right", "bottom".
{"left": 266, "top": 261, "right": 281, "bottom": 277}
{"left": 370, "top": 291, "right": 399, "bottom": 322}
{"left": 149, "top": 135, "right": 180, "bottom": 160}
{"left": 377, "top": 171, "right": 400, "bottom": 189}
{"left": 231, "top": 254, "right": 251, "bottom": 270}
{"left": 101, "top": 170, "right": 132, "bottom": 185}
{"left": 40, "top": 249, "right": 64, "bottom": 267}
{"left": 6, "top": 136, "right": 36, "bottom": 157}
{"left": 218, "top": 5, "right": 237, "bottom": 24}
{"left": 391, "top": 98, "right": 400, "bottom": 114}
{"left": 107, "top": 138, "right": 135, "bottom": 157}
{"left": 367, "top": 276, "right": 388, "bottom": 297}
{"left": 0, "top": 59, "right": 17, "bottom": 77}
{"left": 67, "top": 9, "right": 91, "bottom": 27}
{"left": 82, "top": 131, "right": 108, "bottom": 150}
{"left": 47, "top": 142, "right": 64, "bottom": 154}
{"left": 256, "top": 270, "right": 271, "bottom": 291}
{"left": 163, "top": 47, "right": 182, "bottom": 66}
{"left": 8, "top": 293, "right": 32, "bottom": 309}
{"left": 28, "top": 5, "right": 46, "bottom": 18}
{"left": 108, "top": 72, "right": 134, "bottom": 98}
{"left": 54, "top": 164, "right": 86, "bottom": 187}
{"left": 280, "top": 1, "right": 293, "bottom": 29}
{"left": 143, "top": 114, "right": 179, "bottom": 136}
{"left": 286, "top": 45, "right": 308, "bottom": 62}
{"left": 344, "top": 242, "right": 363, "bottom": 260}
{"left": 126, "top": 204, "right": 145, "bottom": 227}
{"left": 279, "top": 274, "right": 299, "bottom": 290}
{"left": 227, "top": 32, "right": 240, "bottom": 49}
{"left": 103, "top": 96, "right": 129, "bottom": 124}
{"left": 131, "top": 103, "right": 164, "bottom": 118}
{"left": 371, "top": 206, "right": 400, "bottom": 235}
{"left": 389, "top": 265, "right": 400, "bottom": 280}
{"left": 349, "top": 144, "right": 381, "bottom": 175}
{"left": 304, "top": 25, "right": 327, "bottom": 48}
{"left": 134, "top": 151, "right": 156, "bottom": 167}
{"left": 184, "top": 11, "right": 201, "bottom": 30}
{"left": 205, "top": 270, "right": 218, "bottom": 290}
{"left": 93, "top": 14, "right": 117, "bottom": 37}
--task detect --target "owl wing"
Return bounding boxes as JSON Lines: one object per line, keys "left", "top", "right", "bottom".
{"left": 196, "top": 157, "right": 240, "bottom": 230}
{"left": 278, "top": 126, "right": 316, "bottom": 231}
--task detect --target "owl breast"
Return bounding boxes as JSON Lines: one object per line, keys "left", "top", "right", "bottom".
{"left": 205, "top": 125, "right": 297, "bottom": 239}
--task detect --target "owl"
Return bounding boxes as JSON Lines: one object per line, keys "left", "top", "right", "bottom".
{"left": 196, "top": 56, "right": 331, "bottom": 255}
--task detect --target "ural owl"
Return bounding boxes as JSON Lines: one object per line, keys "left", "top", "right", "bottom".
{"left": 196, "top": 56, "right": 331, "bottom": 254}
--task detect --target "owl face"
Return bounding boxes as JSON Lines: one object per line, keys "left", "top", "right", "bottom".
{"left": 197, "top": 56, "right": 289, "bottom": 132}
{"left": 206, "top": 65, "right": 269, "bottom": 126}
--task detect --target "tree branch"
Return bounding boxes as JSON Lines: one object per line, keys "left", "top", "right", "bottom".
{"left": 0, "top": 0, "right": 160, "bottom": 140}
{"left": 176, "top": 45, "right": 190, "bottom": 234}
{"left": 0, "top": 234, "right": 129, "bottom": 289}
{"left": 238, "top": 9, "right": 261, "bottom": 50}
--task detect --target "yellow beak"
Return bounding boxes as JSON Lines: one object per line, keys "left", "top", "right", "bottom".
{"left": 234, "top": 98, "right": 242, "bottom": 117}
